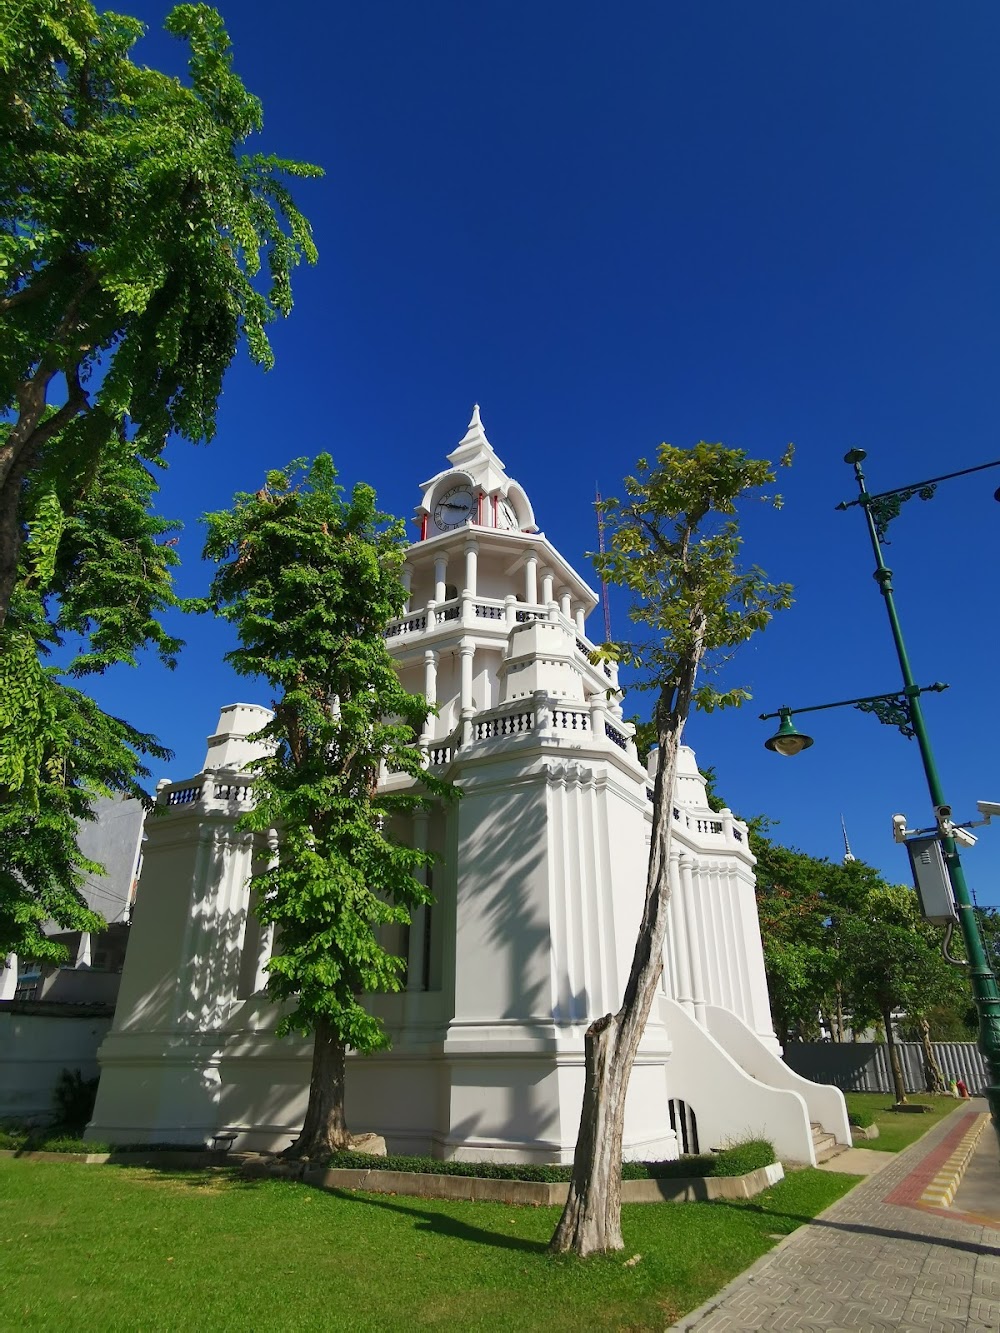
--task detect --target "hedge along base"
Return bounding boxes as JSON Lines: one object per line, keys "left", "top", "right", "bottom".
{"left": 241, "top": 1158, "right": 785, "bottom": 1205}
{"left": 0, "top": 1150, "right": 784, "bottom": 1204}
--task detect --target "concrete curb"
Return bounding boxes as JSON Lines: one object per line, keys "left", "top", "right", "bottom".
{"left": 240, "top": 1157, "right": 784, "bottom": 1206}
{"left": 0, "top": 1148, "right": 782, "bottom": 1204}
{"left": 917, "top": 1111, "right": 989, "bottom": 1208}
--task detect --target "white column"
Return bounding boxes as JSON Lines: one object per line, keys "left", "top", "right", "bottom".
{"left": 434, "top": 555, "right": 448, "bottom": 603}
{"left": 459, "top": 638, "right": 475, "bottom": 712}
{"left": 668, "top": 850, "right": 694, "bottom": 1015}
{"left": 680, "top": 853, "right": 707, "bottom": 1027}
{"left": 524, "top": 550, "right": 538, "bottom": 604}
{"left": 406, "top": 811, "right": 430, "bottom": 993}
{"left": 75, "top": 931, "right": 92, "bottom": 968}
{"left": 464, "top": 538, "right": 478, "bottom": 597}
{"left": 423, "top": 649, "right": 438, "bottom": 709}
{"left": 504, "top": 594, "right": 517, "bottom": 627}
{"left": 541, "top": 570, "right": 554, "bottom": 604}
{"left": 574, "top": 605, "right": 586, "bottom": 634}
{"left": 401, "top": 564, "right": 412, "bottom": 614}
{"left": 559, "top": 589, "right": 572, "bottom": 620}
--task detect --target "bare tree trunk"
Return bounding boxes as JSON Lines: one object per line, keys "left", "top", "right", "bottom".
{"left": 834, "top": 983, "right": 845, "bottom": 1043}
{"left": 918, "top": 1014, "right": 946, "bottom": 1093}
{"left": 548, "top": 1014, "right": 625, "bottom": 1254}
{"left": 551, "top": 654, "right": 699, "bottom": 1256}
{"left": 882, "top": 1003, "right": 908, "bottom": 1105}
{"left": 282, "top": 1015, "right": 351, "bottom": 1160}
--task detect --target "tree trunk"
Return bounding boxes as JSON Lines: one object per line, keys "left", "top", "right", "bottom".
{"left": 821, "top": 1006, "right": 835, "bottom": 1042}
{"left": 281, "top": 1015, "right": 351, "bottom": 1159}
{"left": 882, "top": 1003, "right": 908, "bottom": 1105}
{"left": 918, "top": 1014, "right": 946, "bottom": 1093}
{"left": 834, "top": 983, "right": 845, "bottom": 1043}
{"left": 548, "top": 1014, "right": 625, "bottom": 1255}
{"left": 776, "top": 1011, "right": 790, "bottom": 1049}
{"left": 550, "top": 662, "right": 697, "bottom": 1256}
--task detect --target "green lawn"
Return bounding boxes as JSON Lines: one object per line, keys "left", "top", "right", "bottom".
{"left": 844, "top": 1092, "right": 961, "bottom": 1153}
{"left": 0, "top": 1160, "right": 857, "bottom": 1330}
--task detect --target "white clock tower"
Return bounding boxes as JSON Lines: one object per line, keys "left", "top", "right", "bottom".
{"left": 88, "top": 408, "right": 849, "bottom": 1166}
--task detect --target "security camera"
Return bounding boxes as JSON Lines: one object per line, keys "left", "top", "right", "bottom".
{"left": 952, "top": 826, "right": 978, "bottom": 849}
{"left": 976, "top": 800, "right": 1000, "bottom": 820}
{"left": 891, "top": 813, "right": 910, "bottom": 843}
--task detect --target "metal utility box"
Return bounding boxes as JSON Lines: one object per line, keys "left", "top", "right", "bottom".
{"left": 906, "top": 836, "right": 958, "bottom": 924}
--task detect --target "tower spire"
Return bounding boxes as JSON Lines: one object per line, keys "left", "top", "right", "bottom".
{"left": 840, "top": 815, "right": 856, "bottom": 863}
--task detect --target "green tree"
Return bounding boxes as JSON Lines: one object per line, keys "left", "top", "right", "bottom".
{"left": 0, "top": 0, "right": 320, "bottom": 627}
{"left": 839, "top": 882, "right": 960, "bottom": 1103}
{"left": 0, "top": 440, "right": 177, "bottom": 958}
{"left": 201, "top": 456, "right": 451, "bottom": 1159}
{"left": 753, "top": 837, "right": 880, "bottom": 1043}
{"left": 0, "top": 668, "right": 166, "bottom": 961}
{"left": 0, "top": 1, "right": 318, "bottom": 961}
{"left": 550, "top": 441, "right": 792, "bottom": 1257}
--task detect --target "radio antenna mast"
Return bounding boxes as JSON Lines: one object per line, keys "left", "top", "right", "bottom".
{"left": 595, "top": 485, "right": 612, "bottom": 642}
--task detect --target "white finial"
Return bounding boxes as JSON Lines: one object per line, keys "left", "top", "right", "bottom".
{"left": 452, "top": 402, "right": 493, "bottom": 455}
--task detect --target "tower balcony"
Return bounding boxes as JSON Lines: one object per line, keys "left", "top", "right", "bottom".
{"left": 384, "top": 593, "right": 617, "bottom": 689}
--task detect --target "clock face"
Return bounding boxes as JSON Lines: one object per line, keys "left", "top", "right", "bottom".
{"left": 433, "top": 485, "right": 475, "bottom": 530}
{"left": 496, "top": 498, "right": 519, "bottom": 530}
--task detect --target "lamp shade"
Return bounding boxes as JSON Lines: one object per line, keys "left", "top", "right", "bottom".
{"left": 764, "top": 711, "right": 814, "bottom": 757}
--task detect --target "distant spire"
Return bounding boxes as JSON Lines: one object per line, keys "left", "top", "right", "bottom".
{"left": 595, "top": 484, "right": 612, "bottom": 642}
{"left": 840, "top": 815, "right": 856, "bottom": 863}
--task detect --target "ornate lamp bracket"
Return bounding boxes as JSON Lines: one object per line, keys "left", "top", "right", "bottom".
{"left": 853, "top": 692, "right": 915, "bottom": 737}
{"left": 867, "top": 485, "right": 937, "bottom": 545}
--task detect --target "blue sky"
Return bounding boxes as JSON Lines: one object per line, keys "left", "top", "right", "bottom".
{"left": 80, "top": 1, "right": 1000, "bottom": 903}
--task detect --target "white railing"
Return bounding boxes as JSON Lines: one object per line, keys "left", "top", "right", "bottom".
{"left": 552, "top": 707, "right": 589, "bottom": 732}
{"left": 164, "top": 780, "right": 203, "bottom": 806}
{"left": 384, "top": 594, "right": 618, "bottom": 688}
{"left": 385, "top": 611, "right": 428, "bottom": 638}
{"left": 159, "top": 773, "right": 256, "bottom": 810}
{"left": 474, "top": 708, "right": 534, "bottom": 741}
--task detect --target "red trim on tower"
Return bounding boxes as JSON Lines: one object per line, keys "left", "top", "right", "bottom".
{"left": 420, "top": 514, "right": 428, "bottom": 541}
{"left": 492, "top": 494, "right": 498, "bottom": 527}
{"left": 477, "top": 491, "right": 484, "bottom": 524}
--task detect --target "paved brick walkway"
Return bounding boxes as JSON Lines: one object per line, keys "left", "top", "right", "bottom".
{"left": 672, "top": 1102, "right": 1000, "bottom": 1332}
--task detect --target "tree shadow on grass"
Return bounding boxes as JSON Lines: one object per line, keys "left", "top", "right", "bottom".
{"left": 323, "top": 1186, "right": 550, "bottom": 1255}
{"left": 135, "top": 1163, "right": 553, "bottom": 1251}
{"left": 106, "top": 1164, "right": 262, "bottom": 1189}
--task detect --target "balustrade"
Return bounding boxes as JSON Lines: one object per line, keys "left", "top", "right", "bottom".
{"left": 604, "top": 720, "right": 629, "bottom": 750}
{"left": 474, "top": 709, "right": 534, "bottom": 740}
{"left": 161, "top": 776, "right": 256, "bottom": 809}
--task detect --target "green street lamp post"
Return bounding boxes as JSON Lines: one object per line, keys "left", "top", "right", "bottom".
{"left": 761, "top": 448, "right": 1000, "bottom": 1151}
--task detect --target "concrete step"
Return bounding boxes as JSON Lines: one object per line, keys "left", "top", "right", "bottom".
{"left": 810, "top": 1122, "right": 847, "bottom": 1163}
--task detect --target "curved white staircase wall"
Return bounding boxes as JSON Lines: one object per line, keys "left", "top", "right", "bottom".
{"left": 704, "top": 1004, "right": 851, "bottom": 1146}
{"left": 662, "top": 998, "right": 817, "bottom": 1166}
